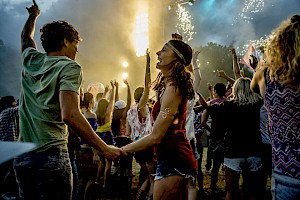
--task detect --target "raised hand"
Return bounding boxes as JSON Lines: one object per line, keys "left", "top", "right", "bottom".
{"left": 105, "top": 85, "right": 109, "bottom": 93}
{"left": 26, "top": 0, "right": 40, "bottom": 16}
{"left": 110, "top": 80, "right": 115, "bottom": 88}
{"left": 124, "top": 79, "right": 129, "bottom": 86}
{"left": 146, "top": 48, "right": 150, "bottom": 64}
{"left": 216, "top": 70, "right": 226, "bottom": 78}
{"left": 229, "top": 48, "right": 236, "bottom": 56}
{"left": 114, "top": 80, "right": 119, "bottom": 88}
{"left": 249, "top": 55, "right": 259, "bottom": 70}
{"left": 207, "top": 83, "right": 213, "bottom": 91}
{"left": 193, "top": 50, "right": 200, "bottom": 61}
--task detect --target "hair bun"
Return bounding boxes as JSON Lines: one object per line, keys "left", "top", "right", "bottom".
{"left": 291, "top": 15, "right": 300, "bottom": 23}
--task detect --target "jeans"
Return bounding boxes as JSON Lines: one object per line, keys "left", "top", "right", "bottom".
{"left": 13, "top": 147, "right": 72, "bottom": 200}
{"left": 271, "top": 168, "right": 300, "bottom": 200}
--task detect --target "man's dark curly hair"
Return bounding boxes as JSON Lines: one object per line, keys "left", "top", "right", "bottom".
{"left": 40, "top": 20, "right": 81, "bottom": 53}
{"left": 152, "top": 39, "right": 194, "bottom": 100}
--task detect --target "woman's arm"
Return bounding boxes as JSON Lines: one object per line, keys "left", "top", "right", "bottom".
{"left": 207, "top": 83, "right": 214, "bottom": 100}
{"left": 122, "top": 79, "right": 131, "bottom": 119}
{"left": 193, "top": 50, "right": 201, "bottom": 92}
{"left": 250, "top": 66, "right": 266, "bottom": 98}
{"left": 194, "top": 92, "right": 208, "bottom": 112}
{"left": 230, "top": 48, "right": 242, "bottom": 79}
{"left": 137, "top": 49, "right": 151, "bottom": 116}
{"left": 114, "top": 81, "right": 119, "bottom": 102}
{"left": 105, "top": 80, "right": 116, "bottom": 122}
{"left": 122, "top": 85, "right": 182, "bottom": 153}
{"left": 216, "top": 70, "right": 235, "bottom": 85}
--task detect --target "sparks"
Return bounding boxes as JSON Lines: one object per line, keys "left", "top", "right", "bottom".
{"left": 239, "top": 0, "right": 265, "bottom": 23}
{"left": 175, "top": 4, "right": 196, "bottom": 42}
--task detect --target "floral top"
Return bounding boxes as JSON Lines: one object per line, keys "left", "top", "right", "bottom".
{"left": 127, "top": 105, "right": 153, "bottom": 141}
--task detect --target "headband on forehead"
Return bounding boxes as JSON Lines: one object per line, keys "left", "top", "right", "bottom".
{"left": 166, "top": 42, "right": 186, "bottom": 65}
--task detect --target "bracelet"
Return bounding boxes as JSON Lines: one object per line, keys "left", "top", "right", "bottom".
{"left": 194, "top": 67, "right": 200, "bottom": 70}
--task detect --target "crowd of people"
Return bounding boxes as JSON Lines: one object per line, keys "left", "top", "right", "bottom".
{"left": 0, "top": 0, "right": 299, "bottom": 200}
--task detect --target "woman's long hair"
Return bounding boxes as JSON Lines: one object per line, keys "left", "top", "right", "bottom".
{"left": 152, "top": 61, "right": 194, "bottom": 100}
{"left": 232, "top": 77, "right": 261, "bottom": 105}
{"left": 82, "top": 92, "right": 93, "bottom": 109}
{"left": 95, "top": 98, "right": 109, "bottom": 126}
{"left": 265, "top": 15, "right": 300, "bottom": 91}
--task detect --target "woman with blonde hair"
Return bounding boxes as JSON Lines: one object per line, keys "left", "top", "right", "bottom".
{"left": 251, "top": 15, "right": 300, "bottom": 200}
{"left": 86, "top": 81, "right": 116, "bottom": 197}
{"left": 204, "top": 77, "right": 263, "bottom": 200}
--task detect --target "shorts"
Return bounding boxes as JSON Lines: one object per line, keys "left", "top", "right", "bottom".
{"left": 271, "top": 167, "right": 300, "bottom": 200}
{"left": 134, "top": 148, "right": 155, "bottom": 163}
{"left": 96, "top": 131, "right": 116, "bottom": 145}
{"left": 13, "top": 147, "right": 72, "bottom": 199}
{"left": 224, "top": 156, "right": 262, "bottom": 172}
{"left": 154, "top": 160, "right": 197, "bottom": 181}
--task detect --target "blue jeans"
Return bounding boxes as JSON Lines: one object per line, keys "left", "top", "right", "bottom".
{"left": 13, "top": 147, "right": 72, "bottom": 200}
{"left": 271, "top": 168, "right": 300, "bottom": 200}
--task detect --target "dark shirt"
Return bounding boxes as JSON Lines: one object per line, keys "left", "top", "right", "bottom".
{"left": 208, "top": 100, "right": 263, "bottom": 158}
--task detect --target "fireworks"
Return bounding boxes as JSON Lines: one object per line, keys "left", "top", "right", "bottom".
{"left": 236, "top": 34, "right": 272, "bottom": 56}
{"left": 175, "top": 4, "right": 196, "bottom": 42}
{"left": 239, "top": 0, "right": 265, "bottom": 23}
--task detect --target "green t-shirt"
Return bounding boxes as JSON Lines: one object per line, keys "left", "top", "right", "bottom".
{"left": 19, "top": 47, "right": 82, "bottom": 152}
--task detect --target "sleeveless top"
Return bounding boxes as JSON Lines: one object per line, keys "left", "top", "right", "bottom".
{"left": 264, "top": 70, "right": 300, "bottom": 178}
{"left": 152, "top": 95, "right": 197, "bottom": 171}
{"left": 185, "top": 99, "right": 196, "bottom": 141}
{"left": 127, "top": 105, "right": 153, "bottom": 141}
{"left": 96, "top": 121, "right": 111, "bottom": 133}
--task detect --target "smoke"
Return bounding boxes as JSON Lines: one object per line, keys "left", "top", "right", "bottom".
{"left": 0, "top": 0, "right": 299, "bottom": 99}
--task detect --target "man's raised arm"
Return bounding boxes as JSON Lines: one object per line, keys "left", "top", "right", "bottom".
{"left": 21, "top": 0, "right": 40, "bottom": 52}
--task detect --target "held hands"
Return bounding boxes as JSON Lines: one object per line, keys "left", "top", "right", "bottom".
{"left": 26, "top": 0, "right": 40, "bottom": 17}
{"left": 104, "top": 145, "right": 128, "bottom": 160}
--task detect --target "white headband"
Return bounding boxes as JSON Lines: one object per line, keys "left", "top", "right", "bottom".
{"left": 166, "top": 42, "right": 186, "bottom": 65}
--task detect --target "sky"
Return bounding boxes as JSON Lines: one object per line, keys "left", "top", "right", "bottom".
{"left": 0, "top": 0, "right": 299, "bottom": 98}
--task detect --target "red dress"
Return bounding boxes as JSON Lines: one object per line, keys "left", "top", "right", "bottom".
{"left": 152, "top": 96, "right": 197, "bottom": 172}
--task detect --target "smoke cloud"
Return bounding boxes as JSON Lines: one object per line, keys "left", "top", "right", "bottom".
{"left": 0, "top": 0, "right": 299, "bottom": 99}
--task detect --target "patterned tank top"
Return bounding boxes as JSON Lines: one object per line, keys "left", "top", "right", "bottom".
{"left": 264, "top": 70, "right": 300, "bottom": 178}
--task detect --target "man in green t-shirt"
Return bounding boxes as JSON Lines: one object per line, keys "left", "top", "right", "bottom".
{"left": 13, "top": 1, "right": 124, "bottom": 199}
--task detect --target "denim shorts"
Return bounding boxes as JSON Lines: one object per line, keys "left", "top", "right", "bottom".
{"left": 13, "top": 147, "right": 72, "bottom": 200}
{"left": 224, "top": 156, "right": 262, "bottom": 172}
{"left": 271, "top": 167, "right": 300, "bottom": 200}
{"left": 154, "top": 160, "right": 197, "bottom": 181}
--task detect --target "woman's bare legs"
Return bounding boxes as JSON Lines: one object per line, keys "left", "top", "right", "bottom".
{"left": 153, "top": 175, "right": 187, "bottom": 200}
{"left": 103, "top": 159, "right": 112, "bottom": 188}
{"left": 225, "top": 167, "right": 240, "bottom": 200}
{"left": 146, "top": 161, "right": 155, "bottom": 198}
